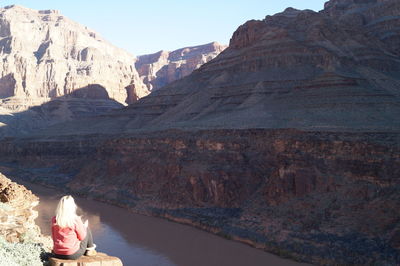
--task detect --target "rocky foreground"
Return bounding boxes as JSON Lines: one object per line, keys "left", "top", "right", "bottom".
{"left": 0, "top": 173, "right": 123, "bottom": 265}
{"left": 0, "top": 0, "right": 399, "bottom": 265}
{"left": 0, "top": 173, "right": 43, "bottom": 243}
{"left": 0, "top": 172, "right": 52, "bottom": 266}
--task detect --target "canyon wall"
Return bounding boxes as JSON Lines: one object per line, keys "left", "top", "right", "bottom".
{"left": 0, "top": 129, "right": 399, "bottom": 265}
{"left": 0, "top": 5, "right": 148, "bottom": 107}
{"left": 27, "top": 0, "right": 400, "bottom": 138}
{"left": 0, "top": 5, "right": 148, "bottom": 138}
{"left": 135, "top": 42, "right": 227, "bottom": 91}
{"left": 0, "top": 0, "right": 399, "bottom": 265}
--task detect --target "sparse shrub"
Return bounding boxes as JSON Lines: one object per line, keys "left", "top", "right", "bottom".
{"left": 0, "top": 236, "right": 46, "bottom": 266}
{"left": 20, "top": 227, "right": 40, "bottom": 243}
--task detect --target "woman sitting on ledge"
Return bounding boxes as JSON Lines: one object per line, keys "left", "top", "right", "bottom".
{"left": 51, "top": 195, "right": 97, "bottom": 260}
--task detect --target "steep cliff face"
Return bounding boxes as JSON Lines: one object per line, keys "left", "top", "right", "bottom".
{"left": 135, "top": 42, "right": 227, "bottom": 91}
{"left": 0, "top": 129, "right": 399, "bottom": 265}
{"left": 0, "top": 5, "right": 148, "bottom": 106}
{"left": 31, "top": 0, "right": 400, "bottom": 137}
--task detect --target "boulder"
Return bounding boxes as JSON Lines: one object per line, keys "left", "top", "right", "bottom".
{"left": 49, "top": 253, "right": 123, "bottom": 266}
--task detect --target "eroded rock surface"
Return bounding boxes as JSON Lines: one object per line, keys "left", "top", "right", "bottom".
{"left": 0, "top": 0, "right": 400, "bottom": 265}
{"left": 30, "top": 0, "right": 400, "bottom": 137}
{"left": 0, "top": 5, "right": 149, "bottom": 137}
{"left": 0, "top": 172, "right": 44, "bottom": 244}
{"left": 0, "top": 5, "right": 148, "bottom": 107}
{"left": 135, "top": 42, "right": 227, "bottom": 91}
{"left": 1, "top": 129, "right": 399, "bottom": 265}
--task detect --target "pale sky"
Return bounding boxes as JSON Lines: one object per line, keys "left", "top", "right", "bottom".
{"left": 0, "top": 0, "right": 327, "bottom": 55}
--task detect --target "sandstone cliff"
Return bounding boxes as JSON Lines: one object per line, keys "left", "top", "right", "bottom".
{"left": 0, "top": 5, "right": 148, "bottom": 107}
{"left": 0, "top": 172, "right": 48, "bottom": 246}
{"left": 135, "top": 42, "right": 227, "bottom": 91}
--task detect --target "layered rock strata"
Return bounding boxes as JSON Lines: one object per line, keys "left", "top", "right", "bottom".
{"left": 0, "top": 172, "right": 43, "bottom": 244}
{"left": 0, "top": 5, "right": 148, "bottom": 107}
{"left": 0, "top": 5, "right": 147, "bottom": 137}
{"left": 25, "top": 0, "right": 400, "bottom": 138}
{"left": 0, "top": 87, "right": 124, "bottom": 138}
{"left": 0, "top": 0, "right": 399, "bottom": 265}
{"left": 135, "top": 42, "right": 227, "bottom": 91}
{"left": 0, "top": 129, "right": 399, "bottom": 265}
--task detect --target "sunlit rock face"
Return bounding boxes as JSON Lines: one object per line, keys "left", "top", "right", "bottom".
{"left": 135, "top": 42, "right": 227, "bottom": 91}
{"left": 0, "top": 5, "right": 149, "bottom": 107}
{"left": 0, "top": 5, "right": 149, "bottom": 137}
{"left": 0, "top": 173, "right": 41, "bottom": 243}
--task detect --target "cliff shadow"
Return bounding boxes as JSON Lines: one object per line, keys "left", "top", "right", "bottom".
{"left": 0, "top": 74, "right": 17, "bottom": 98}
{"left": 0, "top": 84, "right": 124, "bottom": 139}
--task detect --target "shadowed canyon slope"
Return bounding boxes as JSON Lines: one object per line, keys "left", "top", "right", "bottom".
{"left": 0, "top": 5, "right": 227, "bottom": 137}
{"left": 135, "top": 42, "right": 227, "bottom": 91}
{"left": 1, "top": 0, "right": 400, "bottom": 265}
{"left": 0, "top": 5, "right": 147, "bottom": 137}
{"left": 33, "top": 0, "right": 400, "bottom": 137}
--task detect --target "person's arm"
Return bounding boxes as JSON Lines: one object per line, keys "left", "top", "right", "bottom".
{"left": 75, "top": 216, "right": 87, "bottom": 241}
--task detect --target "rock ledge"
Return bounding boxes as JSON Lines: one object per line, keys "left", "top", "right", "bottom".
{"left": 49, "top": 252, "right": 123, "bottom": 266}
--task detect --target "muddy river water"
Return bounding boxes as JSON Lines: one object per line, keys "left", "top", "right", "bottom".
{"left": 21, "top": 181, "right": 309, "bottom": 266}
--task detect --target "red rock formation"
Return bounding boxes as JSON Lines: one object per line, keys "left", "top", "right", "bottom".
{"left": 0, "top": 129, "right": 399, "bottom": 264}
{"left": 36, "top": 0, "right": 399, "bottom": 136}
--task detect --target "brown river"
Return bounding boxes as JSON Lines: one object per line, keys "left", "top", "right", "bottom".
{"left": 21, "top": 181, "right": 310, "bottom": 266}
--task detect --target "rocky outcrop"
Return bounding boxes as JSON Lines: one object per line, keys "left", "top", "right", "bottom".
{"left": 0, "top": 5, "right": 148, "bottom": 107}
{"left": 135, "top": 42, "right": 227, "bottom": 91}
{"left": 49, "top": 252, "right": 123, "bottom": 266}
{"left": 0, "top": 172, "right": 45, "bottom": 244}
{"left": 0, "top": 172, "right": 122, "bottom": 264}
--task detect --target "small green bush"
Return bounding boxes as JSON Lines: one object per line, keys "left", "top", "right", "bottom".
{"left": 0, "top": 236, "right": 45, "bottom": 266}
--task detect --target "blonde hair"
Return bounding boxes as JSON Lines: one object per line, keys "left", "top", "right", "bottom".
{"left": 55, "top": 195, "right": 78, "bottom": 228}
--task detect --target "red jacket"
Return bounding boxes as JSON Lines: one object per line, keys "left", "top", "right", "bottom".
{"left": 51, "top": 216, "right": 87, "bottom": 255}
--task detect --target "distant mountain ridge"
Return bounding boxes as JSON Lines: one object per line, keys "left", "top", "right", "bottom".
{"left": 135, "top": 42, "right": 227, "bottom": 91}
